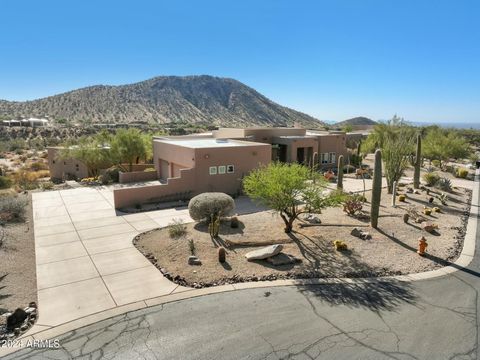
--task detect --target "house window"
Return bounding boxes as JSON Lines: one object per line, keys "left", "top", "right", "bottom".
{"left": 218, "top": 165, "right": 226, "bottom": 174}
{"left": 329, "top": 152, "right": 336, "bottom": 164}
{"left": 320, "top": 153, "right": 329, "bottom": 164}
{"left": 227, "top": 165, "right": 235, "bottom": 173}
{"left": 209, "top": 166, "right": 217, "bottom": 175}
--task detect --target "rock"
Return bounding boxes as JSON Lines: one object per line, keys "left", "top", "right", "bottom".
{"left": 1, "top": 312, "right": 12, "bottom": 318}
{"left": 414, "top": 190, "right": 420, "bottom": 194}
{"left": 350, "top": 227, "right": 371, "bottom": 240}
{"left": 266, "top": 253, "right": 301, "bottom": 266}
{"left": 304, "top": 214, "right": 321, "bottom": 224}
{"left": 28, "top": 302, "right": 37, "bottom": 308}
{"left": 422, "top": 221, "right": 438, "bottom": 233}
{"left": 245, "top": 244, "right": 283, "bottom": 261}
{"left": 20, "top": 324, "right": 28, "bottom": 331}
{"left": 188, "top": 256, "right": 202, "bottom": 265}
{"left": 23, "top": 307, "right": 36, "bottom": 314}
{"left": 6, "top": 309, "right": 28, "bottom": 331}
{"left": 406, "top": 187, "right": 414, "bottom": 193}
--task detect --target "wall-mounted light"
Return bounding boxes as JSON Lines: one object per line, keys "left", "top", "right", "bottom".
{"left": 204, "top": 154, "right": 210, "bottom": 159}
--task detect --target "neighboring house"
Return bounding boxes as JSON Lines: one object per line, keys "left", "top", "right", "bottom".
{"left": 1, "top": 117, "right": 49, "bottom": 127}
{"left": 47, "top": 147, "right": 89, "bottom": 180}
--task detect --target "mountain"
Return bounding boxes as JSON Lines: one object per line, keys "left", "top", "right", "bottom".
{"left": 335, "top": 116, "right": 377, "bottom": 127}
{"left": 0, "top": 75, "right": 325, "bottom": 128}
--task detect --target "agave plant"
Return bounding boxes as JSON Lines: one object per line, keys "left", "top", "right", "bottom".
{"left": 436, "top": 177, "right": 452, "bottom": 192}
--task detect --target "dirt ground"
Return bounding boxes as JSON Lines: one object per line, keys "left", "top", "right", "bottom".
{"left": 0, "top": 193, "right": 37, "bottom": 325}
{"left": 136, "top": 182, "right": 471, "bottom": 288}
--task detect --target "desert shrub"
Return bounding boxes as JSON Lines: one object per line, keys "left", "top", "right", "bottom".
{"left": 436, "top": 177, "right": 452, "bottom": 192}
{"left": 104, "top": 167, "right": 120, "bottom": 183}
{"left": 188, "top": 192, "right": 235, "bottom": 222}
{"left": 0, "top": 176, "right": 12, "bottom": 189}
{"left": 168, "top": 218, "right": 187, "bottom": 238}
{"left": 12, "top": 170, "right": 39, "bottom": 190}
{"left": 40, "top": 181, "right": 54, "bottom": 190}
{"left": 423, "top": 172, "right": 440, "bottom": 186}
{"left": 0, "top": 196, "right": 27, "bottom": 223}
{"left": 144, "top": 167, "right": 156, "bottom": 172}
{"left": 342, "top": 194, "right": 363, "bottom": 216}
{"left": 29, "top": 161, "right": 48, "bottom": 171}
{"left": 431, "top": 159, "right": 441, "bottom": 168}
{"left": 456, "top": 167, "right": 469, "bottom": 179}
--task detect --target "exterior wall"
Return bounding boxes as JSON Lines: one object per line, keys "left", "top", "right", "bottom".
{"left": 114, "top": 168, "right": 197, "bottom": 208}
{"left": 47, "top": 147, "right": 89, "bottom": 180}
{"left": 153, "top": 140, "right": 195, "bottom": 179}
{"left": 193, "top": 143, "right": 271, "bottom": 195}
{"left": 315, "top": 133, "right": 348, "bottom": 168}
{"left": 118, "top": 170, "right": 158, "bottom": 183}
{"left": 213, "top": 128, "right": 307, "bottom": 144}
{"left": 272, "top": 137, "right": 317, "bottom": 163}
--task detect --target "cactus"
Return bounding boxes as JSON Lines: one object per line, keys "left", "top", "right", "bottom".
{"left": 208, "top": 213, "right": 221, "bottom": 239}
{"left": 413, "top": 134, "right": 422, "bottom": 189}
{"left": 337, "top": 155, "right": 344, "bottom": 190}
{"left": 403, "top": 213, "right": 410, "bottom": 223}
{"left": 370, "top": 149, "right": 382, "bottom": 228}
{"left": 357, "top": 141, "right": 361, "bottom": 156}
{"left": 218, "top": 247, "right": 226, "bottom": 263}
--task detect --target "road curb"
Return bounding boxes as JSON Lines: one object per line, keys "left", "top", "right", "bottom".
{"left": 2, "top": 170, "right": 478, "bottom": 357}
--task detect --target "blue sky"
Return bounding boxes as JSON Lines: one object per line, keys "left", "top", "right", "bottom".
{"left": 1, "top": 0, "right": 479, "bottom": 123}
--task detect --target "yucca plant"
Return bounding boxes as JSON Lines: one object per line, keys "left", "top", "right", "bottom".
{"left": 436, "top": 177, "right": 452, "bottom": 192}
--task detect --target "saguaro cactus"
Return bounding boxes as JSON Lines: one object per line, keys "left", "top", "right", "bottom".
{"left": 413, "top": 134, "right": 422, "bottom": 189}
{"left": 370, "top": 149, "right": 382, "bottom": 228}
{"left": 337, "top": 155, "right": 344, "bottom": 190}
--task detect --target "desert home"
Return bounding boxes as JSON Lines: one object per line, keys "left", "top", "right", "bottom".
{"left": 47, "top": 127, "right": 353, "bottom": 208}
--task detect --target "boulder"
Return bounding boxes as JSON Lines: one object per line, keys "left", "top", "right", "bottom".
{"left": 245, "top": 244, "right": 283, "bottom": 261}
{"left": 304, "top": 214, "right": 321, "bottom": 224}
{"left": 188, "top": 256, "right": 202, "bottom": 265}
{"left": 266, "top": 253, "right": 301, "bottom": 266}
{"left": 350, "top": 227, "right": 371, "bottom": 240}
{"left": 6, "top": 308, "right": 28, "bottom": 331}
{"left": 422, "top": 221, "right": 438, "bottom": 233}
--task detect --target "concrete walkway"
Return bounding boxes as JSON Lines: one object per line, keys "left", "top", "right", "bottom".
{"left": 30, "top": 187, "right": 263, "bottom": 328}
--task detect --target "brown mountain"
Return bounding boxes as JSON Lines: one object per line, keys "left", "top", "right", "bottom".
{"left": 0, "top": 75, "right": 324, "bottom": 128}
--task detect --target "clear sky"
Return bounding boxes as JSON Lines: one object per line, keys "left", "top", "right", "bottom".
{"left": 1, "top": 0, "right": 479, "bottom": 123}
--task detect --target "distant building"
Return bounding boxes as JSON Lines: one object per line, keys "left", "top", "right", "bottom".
{"left": 1, "top": 117, "right": 49, "bottom": 127}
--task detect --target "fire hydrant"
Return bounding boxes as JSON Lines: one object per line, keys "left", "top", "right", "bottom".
{"left": 417, "top": 236, "right": 428, "bottom": 256}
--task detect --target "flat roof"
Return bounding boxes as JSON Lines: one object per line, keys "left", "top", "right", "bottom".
{"left": 155, "top": 138, "right": 265, "bottom": 149}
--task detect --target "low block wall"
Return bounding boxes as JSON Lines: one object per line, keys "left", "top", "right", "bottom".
{"left": 114, "top": 168, "right": 196, "bottom": 208}
{"left": 119, "top": 170, "right": 158, "bottom": 184}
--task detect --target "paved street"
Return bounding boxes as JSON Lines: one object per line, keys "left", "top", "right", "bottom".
{"left": 3, "top": 172, "right": 479, "bottom": 359}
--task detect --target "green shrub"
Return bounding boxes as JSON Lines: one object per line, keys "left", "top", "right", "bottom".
{"left": 0, "top": 176, "right": 12, "bottom": 189}
{"left": 456, "top": 167, "right": 469, "bottom": 179}
{"left": 104, "top": 167, "right": 120, "bottom": 183}
{"left": 30, "top": 161, "right": 48, "bottom": 171}
{"left": 168, "top": 218, "right": 187, "bottom": 238}
{"left": 0, "top": 196, "right": 27, "bottom": 223}
{"left": 436, "top": 177, "right": 452, "bottom": 192}
{"left": 188, "top": 192, "right": 235, "bottom": 222}
{"left": 423, "top": 172, "right": 440, "bottom": 186}
{"left": 342, "top": 194, "right": 363, "bottom": 216}
{"left": 40, "top": 181, "right": 54, "bottom": 190}
{"left": 144, "top": 167, "right": 156, "bottom": 172}
{"left": 431, "top": 160, "right": 441, "bottom": 168}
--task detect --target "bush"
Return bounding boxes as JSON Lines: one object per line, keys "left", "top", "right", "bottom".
{"left": 342, "top": 195, "right": 363, "bottom": 216}
{"left": 456, "top": 167, "right": 469, "bottom": 179}
{"left": 0, "top": 176, "right": 12, "bottom": 189}
{"left": 423, "top": 172, "right": 440, "bottom": 186}
{"left": 188, "top": 192, "right": 235, "bottom": 222}
{"left": 144, "top": 167, "right": 156, "bottom": 172}
{"left": 29, "top": 161, "right": 48, "bottom": 171}
{"left": 436, "top": 177, "right": 452, "bottom": 192}
{"left": 168, "top": 218, "right": 187, "bottom": 238}
{"left": 0, "top": 196, "right": 27, "bottom": 223}
{"left": 40, "top": 181, "right": 54, "bottom": 190}
{"left": 431, "top": 160, "right": 441, "bottom": 168}
{"left": 104, "top": 167, "right": 120, "bottom": 183}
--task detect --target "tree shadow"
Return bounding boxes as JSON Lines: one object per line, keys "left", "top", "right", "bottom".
{"left": 296, "top": 278, "right": 417, "bottom": 311}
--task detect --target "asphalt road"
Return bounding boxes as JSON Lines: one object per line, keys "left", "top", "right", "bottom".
{"left": 5, "top": 175, "right": 480, "bottom": 360}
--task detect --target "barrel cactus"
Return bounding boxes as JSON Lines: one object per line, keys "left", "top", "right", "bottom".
{"left": 370, "top": 149, "right": 382, "bottom": 228}
{"left": 218, "top": 247, "right": 226, "bottom": 263}
{"left": 337, "top": 155, "right": 344, "bottom": 190}
{"left": 413, "top": 134, "right": 421, "bottom": 189}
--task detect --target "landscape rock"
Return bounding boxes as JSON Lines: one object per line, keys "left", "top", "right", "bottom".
{"left": 350, "top": 227, "right": 372, "bottom": 240}
{"left": 245, "top": 244, "right": 283, "bottom": 261}
{"left": 303, "top": 214, "right": 321, "bottom": 224}
{"left": 421, "top": 221, "right": 438, "bottom": 233}
{"left": 6, "top": 308, "right": 28, "bottom": 331}
{"left": 266, "top": 253, "right": 301, "bottom": 266}
{"left": 188, "top": 256, "right": 202, "bottom": 265}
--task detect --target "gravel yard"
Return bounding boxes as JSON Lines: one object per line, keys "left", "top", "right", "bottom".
{"left": 0, "top": 193, "right": 37, "bottom": 326}
{"left": 136, "top": 182, "right": 472, "bottom": 288}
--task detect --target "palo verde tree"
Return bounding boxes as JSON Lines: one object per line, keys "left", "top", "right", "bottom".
{"left": 243, "top": 162, "right": 344, "bottom": 233}
{"left": 110, "top": 128, "right": 147, "bottom": 172}
{"left": 422, "top": 127, "right": 469, "bottom": 168}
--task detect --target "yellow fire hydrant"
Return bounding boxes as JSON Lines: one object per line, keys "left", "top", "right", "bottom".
{"left": 417, "top": 236, "right": 428, "bottom": 256}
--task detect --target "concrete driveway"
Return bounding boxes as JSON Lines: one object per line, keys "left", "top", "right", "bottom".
{"left": 32, "top": 186, "right": 262, "bottom": 328}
